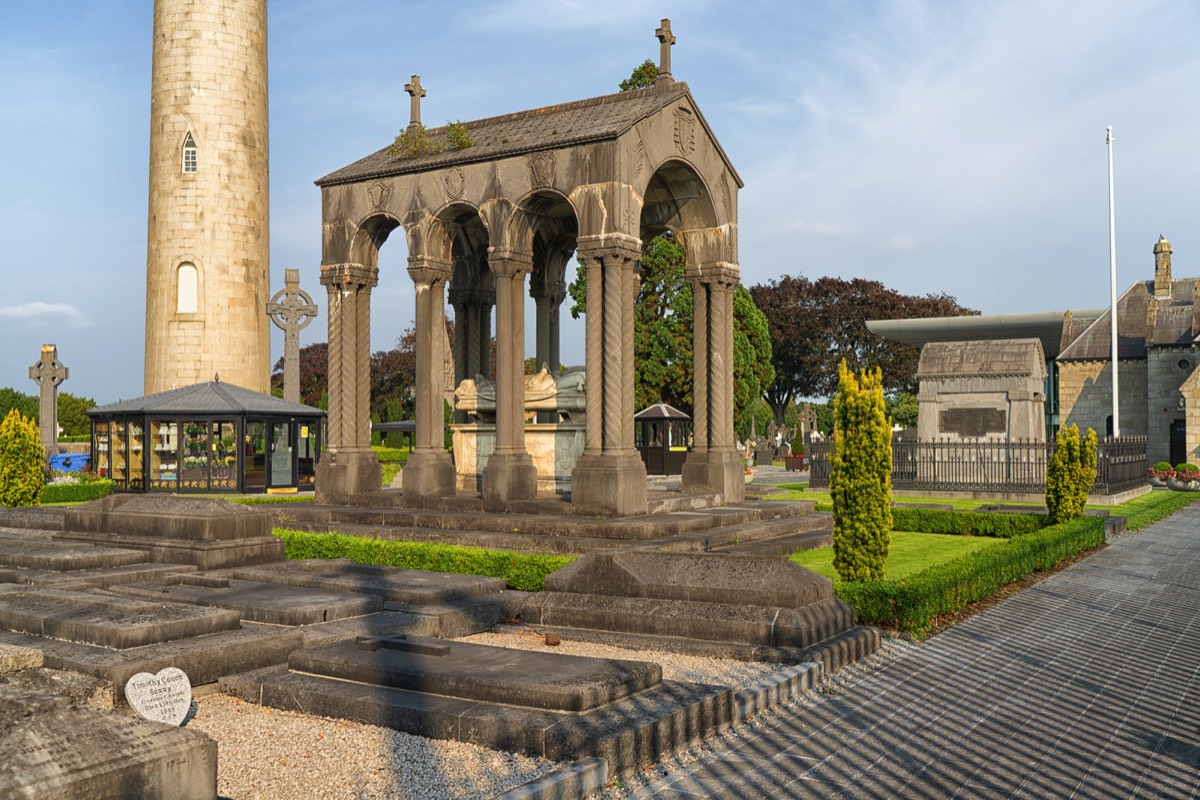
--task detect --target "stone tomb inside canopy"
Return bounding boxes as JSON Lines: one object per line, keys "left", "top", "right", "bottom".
{"left": 314, "top": 54, "right": 744, "bottom": 516}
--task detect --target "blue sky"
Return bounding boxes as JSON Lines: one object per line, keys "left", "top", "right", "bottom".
{"left": 2, "top": 1, "right": 1197, "bottom": 402}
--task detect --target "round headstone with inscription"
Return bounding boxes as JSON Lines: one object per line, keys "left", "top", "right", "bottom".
{"left": 125, "top": 667, "right": 192, "bottom": 726}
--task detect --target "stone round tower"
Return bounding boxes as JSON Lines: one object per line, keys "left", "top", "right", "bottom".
{"left": 145, "top": 0, "right": 270, "bottom": 394}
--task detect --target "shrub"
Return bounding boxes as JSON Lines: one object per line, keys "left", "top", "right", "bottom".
{"left": 272, "top": 529, "right": 575, "bottom": 592}
{"left": 0, "top": 409, "right": 44, "bottom": 508}
{"left": 1045, "top": 424, "right": 1097, "bottom": 523}
{"left": 838, "top": 516, "right": 1105, "bottom": 637}
{"left": 41, "top": 480, "right": 114, "bottom": 504}
{"left": 891, "top": 508, "right": 1047, "bottom": 538}
{"left": 830, "top": 361, "right": 892, "bottom": 581}
{"left": 445, "top": 121, "right": 475, "bottom": 150}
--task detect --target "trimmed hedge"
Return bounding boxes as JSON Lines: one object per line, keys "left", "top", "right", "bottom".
{"left": 41, "top": 480, "right": 113, "bottom": 504}
{"left": 836, "top": 516, "right": 1105, "bottom": 638}
{"left": 272, "top": 529, "right": 575, "bottom": 592}
{"left": 890, "top": 508, "right": 1047, "bottom": 538}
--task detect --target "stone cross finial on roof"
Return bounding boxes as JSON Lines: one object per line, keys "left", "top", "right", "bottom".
{"left": 655, "top": 19, "right": 676, "bottom": 84}
{"left": 28, "top": 343, "right": 68, "bottom": 453}
{"left": 405, "top": 75, "right": 426, "bottom": 132}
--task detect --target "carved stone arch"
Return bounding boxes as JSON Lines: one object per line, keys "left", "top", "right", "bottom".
{"left": 640, "top": 158, "right": 720, "bottom": 242}
{"left": 347, "top": 212, "right": 403, "bottom": 267}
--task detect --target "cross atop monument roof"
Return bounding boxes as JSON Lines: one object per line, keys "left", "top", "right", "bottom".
{"left": 405, "top": 75, "right": 427, "bottom": 132}
{"left": 655, "top": 18, "right": 676, "bottom": 85}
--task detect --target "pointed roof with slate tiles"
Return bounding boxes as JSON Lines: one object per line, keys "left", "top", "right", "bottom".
{"left": 87, "top": 381, "right": 325, "bottom": 417}
{"left": 316, "top": 82, "right": 742, "bottom": 188}
{"left": 1057, "top": 278, "right": 1200, "bottom": 362}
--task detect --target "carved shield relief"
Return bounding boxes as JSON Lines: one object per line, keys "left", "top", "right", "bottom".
{"left": 673, "top": 108, "right": 696, "bottom": 156}
{"left": 444, "top": 168, "right": 466, "bottom": 200}
{"left": 367, "top": 181, "right": 391, "bottom": 210}
{"left": 528, "top": 152, "right": 555, "bottom": 188}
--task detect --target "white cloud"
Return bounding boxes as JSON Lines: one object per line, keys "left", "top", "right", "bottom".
{"left": 0, "top": 302, "right": 91, "bottom": 328}
{"left": 886, "top": 234, "right": 919, "bottom": 253}
{"left": 787, "top": 221, "right": 855, "bottom": 238}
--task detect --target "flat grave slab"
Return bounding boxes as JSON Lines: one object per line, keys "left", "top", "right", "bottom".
{"left": 0, "top": 532, "right": 148, "bottom": 571}
{"left": 291, "top": 635, "right": 661, "bottom": 712}
{"left": 0, "top": 586, "right": 241, "bottom": 650}
{"left": 16, "top": 563, "right": 198, "bottom": 590}
{"left": 0, "top": 706, "right": 217, "bottom": 800}
{"left": 111, "top": 576, "right": 383, "bottom": 625}
{"left": 229, "top": 558, "right": 505, "bottom": 604}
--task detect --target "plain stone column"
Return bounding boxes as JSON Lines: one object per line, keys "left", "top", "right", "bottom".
{"left": 481, "top": 251, "right": 538, "bottom": 506}
{"left": 315, "top": 263, "right": 383, "bottom": 502}
{"left": 403, "top": 259, "right": 456, "bottom": 498}
{"left": 571, "top": 235, "right": 648, "bottom": 516}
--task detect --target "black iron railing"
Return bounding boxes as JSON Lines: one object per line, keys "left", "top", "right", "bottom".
{"left": 808, "top": 435, "right": 1146, "bottom": 496}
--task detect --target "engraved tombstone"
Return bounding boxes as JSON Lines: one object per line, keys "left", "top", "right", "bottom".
{"left": 125, "top": 666, "right": 193, "bottom": 726}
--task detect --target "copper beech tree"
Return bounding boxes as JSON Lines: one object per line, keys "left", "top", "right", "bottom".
{"left": 749, "top": 276, "right": 976, "bottom": 424}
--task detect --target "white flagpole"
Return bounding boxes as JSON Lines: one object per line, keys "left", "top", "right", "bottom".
{"left": 1107, "top": 125, "right": 1119, "bottom": 438}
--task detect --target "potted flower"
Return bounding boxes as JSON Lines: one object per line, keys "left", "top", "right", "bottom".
{"left": 744, "top": 464, "right": 755, "bottom": 484}
{"left": 1147, "top": 462, "right": 1174, "bottom": 487}
{"left": 1168, "top": 463, "right": 1200, "bottom": 491}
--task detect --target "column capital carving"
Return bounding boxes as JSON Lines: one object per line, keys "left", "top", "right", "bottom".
{"left": 320, "top": 262, "right": 378, "bottom": 290}
{"left": 407, "top": 256, "right": 452, "bottom": 287}
{"left": 487, "top": 248, "right": 534, "bottom": 279}
{"left": 686, "top": 261, "right": 739, "bottom": 288}
{"left": 576, "top": 233, "right": 642, "bottom": 267}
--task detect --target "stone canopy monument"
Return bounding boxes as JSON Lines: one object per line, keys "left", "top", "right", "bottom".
{"left": 314, "top": 19, "right": 744, "bottom": 515}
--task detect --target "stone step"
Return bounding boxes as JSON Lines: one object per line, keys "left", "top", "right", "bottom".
{"left": 712, "top": 526, "right": 834, "bottom": 556}
{"left": 274, "top": 499, "right": 816, "bottom": 542}
{"left": 641, "top": 512, "right": 832, "bottom": 553}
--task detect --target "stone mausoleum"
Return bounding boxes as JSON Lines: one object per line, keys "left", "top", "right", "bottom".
{"left": 871, "top": 236, "right": 1198, "bottom": 466}
{"left": 313, "top": 20, "right": 744, "bottom": 515}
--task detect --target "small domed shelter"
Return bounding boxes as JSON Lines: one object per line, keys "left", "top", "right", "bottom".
{"left": 87, "top": 381, "right": 325, "bottom": 494}
{"left": 635, "top": 403, "right": 691, "bottom": 475}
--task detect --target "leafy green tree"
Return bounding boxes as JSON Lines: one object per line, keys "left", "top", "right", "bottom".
{"left": 620, "top": 59, "right": 658, "bottom": 91}
{"left": 885, "top": 392, "right": 919, "bottom": 429}
{"left": 830, "top": 361, "right": 893, "bottom": 582}
{"left": 568, "top": 235, "right": 773, "bottom": 421}
{"left": 57, "top": 392, "right": 95, "bottom": 438}
{"left": 749, "top": 276, "right": 976, "bottom": 422}
{"left": 1045, "top": 424, "right": 1098, "bottom": 523}
{"left": 0, "top": 409, "right": 44, "bottom": 507}
{"left": 0, "top": 388, "right": 38, "bottom": 424}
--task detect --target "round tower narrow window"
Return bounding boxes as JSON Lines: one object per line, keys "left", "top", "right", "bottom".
{"left": 177, "top": 263, "right": 198, "bottom": 313}
{"left": 182, "top": 133, "right": 198, "bottom": 174}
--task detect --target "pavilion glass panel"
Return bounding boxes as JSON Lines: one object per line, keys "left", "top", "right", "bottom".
{"left": 128, "top": 421, "right": 145, "bottom": 491}
{"left": 244, "top": 421, "right": 267, "bottom": 491}
{"left": 269, "top": 421, "right": 294, "bottom": 487}
{"left": 109, "top": 421, "right": 128, "bottom": 490}
{"left": 210, "top": 420, "right": 237, "bottom": 491}
{"left": 180, "top": 420, "right": 210, "bottom": 490}
{"left": 93, "top": 422, "right": 111, "bottom": 480}
{"left": 150, "top": 421, "right": 179, "bottom": 491}
{"left": 298, "top": 421, "right": 318, "bottom": 487}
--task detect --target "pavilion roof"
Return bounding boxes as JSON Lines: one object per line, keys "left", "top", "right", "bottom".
{"left": 87, "top": 381, "right": 325, "bottom": 417}
{"left": 634, "top": 403, "right": 691, "bottom": 421}
{"left": 316, "top": 82, "right": 740, "bottom": 188}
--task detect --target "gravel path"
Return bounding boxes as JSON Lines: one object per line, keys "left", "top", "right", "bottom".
{"left": 189, "top": 629, "right": 912, "bottom": 799}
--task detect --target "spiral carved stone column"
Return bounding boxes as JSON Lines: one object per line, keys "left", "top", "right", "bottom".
{"left": 315, "top": 262, "right": 383, "bottom": 503}
{"left": 682, "top": 266, "right": 744, "bottom": 502}
{"left": 402, "top": 257, "right": 457, "bottom": 499}
{"left": 570, "top": 235, "right": 647, "bottom": 516}
{"left": 481, "top": 250, "right": 538, "bottom": 506}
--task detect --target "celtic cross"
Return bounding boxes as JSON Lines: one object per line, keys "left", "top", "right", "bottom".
{"left": 267, "top": 269, "right": 318, "bottom": 403}
{"left": 28, "top": 343, "right": 68, "bottom": 452}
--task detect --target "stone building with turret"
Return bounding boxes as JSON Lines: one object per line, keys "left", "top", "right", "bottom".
{"left": 144, "top": 0, "right": 270, "bottom": 394}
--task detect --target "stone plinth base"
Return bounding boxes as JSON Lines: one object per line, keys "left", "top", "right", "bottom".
{"left": 570, "top": 453, "right": 648, "bottom": 517}
{"left": 453, "top": 422, "right": 586, "bottom": 495}
{"left": 482, "top": 452, "right": 538, "bottom": 508}
{"left": 682, "top": 450, "right": 746, "bottom": 504}
{"left": 315, "top": 450, "right": 383, "bottom": 504}
{"left": 400, "top": 450, "right": 457, "bottom": 499}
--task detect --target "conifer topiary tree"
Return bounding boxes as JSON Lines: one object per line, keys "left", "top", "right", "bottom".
{"left": 1045, "top": 424, "right": 1098, "bottom": 523}
{"left": 830, "top": 360, "right": 893, "bottom": 581}
{"left": 0, "top": 409, "right": 44, "bottom": 508}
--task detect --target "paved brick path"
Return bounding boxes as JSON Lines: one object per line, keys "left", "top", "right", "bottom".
{"left": 631, "top": 503, "right": 1200, "bottom": 799}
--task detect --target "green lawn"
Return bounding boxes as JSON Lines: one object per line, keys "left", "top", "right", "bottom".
{"left": 790, "top": 531, "right": 1007, "bottom": 582}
